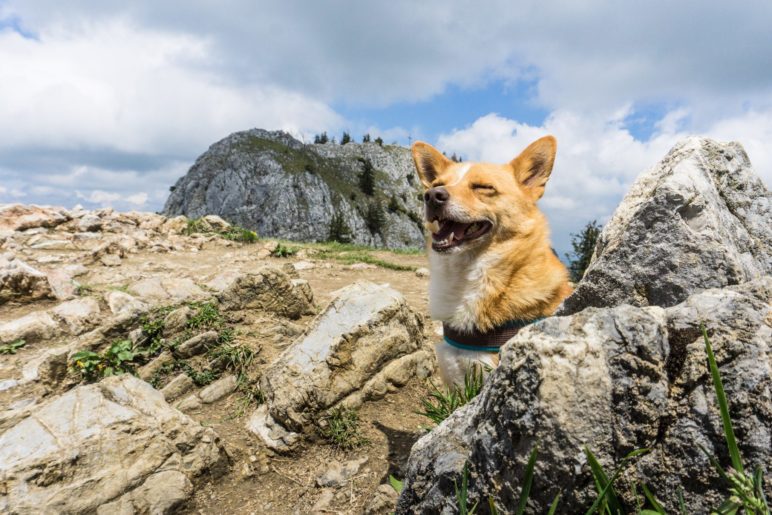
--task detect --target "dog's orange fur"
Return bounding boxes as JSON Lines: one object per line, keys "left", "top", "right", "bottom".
{"left": 413, "top": 136, "right": 572, "bottom": 332}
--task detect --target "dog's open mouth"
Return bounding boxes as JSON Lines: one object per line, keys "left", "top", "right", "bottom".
{"left": 428, "top": 218, "right": 492, "bottom": 251}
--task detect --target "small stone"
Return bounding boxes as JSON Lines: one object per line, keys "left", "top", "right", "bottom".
{"left": 292, "top": 261, "right": 316, "bottom": 272}
{"left": 78, "top": 214, "right": 102, "bottom": 232}
{"left": 106, "top": 291, "right": 149, "bottom": 317}
{"left": 415, "top": 267, "right": 429, "bottom": 278}
{"left": 176, "top": 330, "right": 218, "bottom": 358}
{"left": 51, "top": 298, "right": 100, "bottom": 334}
{"left": 315, "top": 457, "right": 367, "bottom": 488}
{"left": 347, "top": 262, "right": 377, "bottom": 270}
{"left": 162, "top": 306, "right": 193, "bottom": 335}
{"left": 311, "top": 489, "right": 335, "bottom": 513}
{"left": 364, "top": 484, "right": 399, "bottom": 515}
{"left": 161, "top": 373, "right": 195, "bottom": 401}
{"left": 202, "top": 214, "right": 231, "bottom": 232}
{"left": 199, "top": 375, "right": 238, "bottom": 404}
{"left": 176, "top": 394, "right": 202, "bottom": 412}
{"left": 138, "top": 351, "right": 175, "bottom": 381}
{"left": 100, "top": 254, "right": 122, "bottom": 267}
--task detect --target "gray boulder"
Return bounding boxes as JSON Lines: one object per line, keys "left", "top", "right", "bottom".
{"left": 248, "top": 281, "right": 432, "bottom": 451}
{"left": 162, "top": 129, "right": 425, "bottom": 249}
{"left": 0, "top": 255, "right": 53, "bottom": 304}
{"left": 0, "top": 374, "right": 229, "bottom": 513}
{"left": 561, "top": 137, "right": 771, "bottom": 314}
{"left": 217, "top": 266, "right": 315, "bottom": 318}
{"left": 397, "top": 278, "right": 771, "bottom": 513}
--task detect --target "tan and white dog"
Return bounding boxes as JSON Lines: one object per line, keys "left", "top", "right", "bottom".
{"left": 411, "top": 136, "right": 572, "bottom": 386}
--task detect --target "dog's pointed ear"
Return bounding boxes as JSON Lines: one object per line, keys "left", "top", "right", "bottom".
{"left": 412, "top": 142, "right": 452, "bottom": 188}
{"left": 510, "top": 136, "right": 557, "bottom": 201}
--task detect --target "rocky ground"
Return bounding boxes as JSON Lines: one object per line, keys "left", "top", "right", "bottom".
{"left": 0, "top": 204, "right": 437, "bottom": 514}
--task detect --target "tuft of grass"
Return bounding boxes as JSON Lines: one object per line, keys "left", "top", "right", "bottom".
{"left": 583, "top": 448, "right": 650, "bottom": 515}
{"left": 208, "top": 342, "right": 254, "bottom": 382}
{"left": 700, "top": 325, "right": 770, "bottom": 515}
{"left": 319, "top": 406, "right": 369, "bottom": 450}
{"left": 0, "top": 339, "right": 26, "bottom": 354}
{"left": 185, "top": 217, "right": 258, "bottom": 243}
{"left": 454, "top": 462, "right": 479, "bottom": 515}
{"left": 419, "top": 365, "right": 485, "bottom": 425}
{"left": 270, "top": 243, "right": 298, "bottom": 258}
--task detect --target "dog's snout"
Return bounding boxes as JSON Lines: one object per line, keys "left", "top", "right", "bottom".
{"left": 424, "top": 187, "right": 450, "bottom": 205}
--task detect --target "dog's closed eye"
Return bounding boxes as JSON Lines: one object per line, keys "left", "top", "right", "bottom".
{"left": 471, "top": 183, "right": 496, "bottom": 193}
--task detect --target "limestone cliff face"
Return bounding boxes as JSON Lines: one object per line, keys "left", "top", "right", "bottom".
{"left": 163, "top": 129, "right": 426, "bottom": 248}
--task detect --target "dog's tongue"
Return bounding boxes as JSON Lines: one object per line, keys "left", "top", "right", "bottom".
{"left": 433, "top": 220, "right": 468, "bottom": 240}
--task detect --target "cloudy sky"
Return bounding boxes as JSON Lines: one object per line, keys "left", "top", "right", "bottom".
{"left": 1, "top": 1, "right": 771, "bottom": 255}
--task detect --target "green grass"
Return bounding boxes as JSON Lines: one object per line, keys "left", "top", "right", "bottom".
{"left": 419, "top": 365, "right": 486, "bottom": 425}
{"left": 318, "top": 406, "right": 369, "bottom": 450}
{"left": 0, "top": 339, "right": 26, "bottom": 354}
{"left": 270, "top": 243, "right": 298, "bottom": 258}
{"left": 185, "top": 217, "right": 258, "bottom": 243}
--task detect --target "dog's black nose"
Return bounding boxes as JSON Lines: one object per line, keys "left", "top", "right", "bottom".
{"left": 424, "top": 187, "right": 449, "bottom": 205}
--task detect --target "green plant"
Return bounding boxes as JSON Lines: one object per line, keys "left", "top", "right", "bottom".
{"left": 388, "top": 195, "right": 401, "bottom": 213}
{"left": 583, "top": 447, "right": 650, "bottom": 515}
{"left": 271, "top": 243, "right": 298, "bottom": 258}
{"left": 374, "top": 136, "right": 383, "bottom": 146}
{"left": 221, "top": 226, "right": 258, "bottom": 243}
{"left": 208, "top": 343, "right": 254, "bottom": 381}
{"left": 180, "top": 361, "right": 220, "bottom": 386}
{"left": 362, "top": 133, "right": 371, "bottom": 143}
{"left": 319, "top": 406, "right": 368, "bottom": 450}
{"left": 314, "top": 132, "right": 329, "bottom": 144}
{"left": 328, "top": 212, "right": 353, "bottom": 244}
{"left": 75, "top": 283, "right": 95, "bottom": 296}
{"left": 454, "top": 463, "right": 479, "bottom": 515}
{"left": 341, "top": 131, "right": 352, "bottom": 144}
{"left": 0, "top": 339, "right": 26, "bottom": 354}
{"left": 419, "top": 365, "right": 485, "bottom": 425}
{"left": 701, "top": 325, "right": 769, "bottom": 515}
{"left": 364, "top": 201, "right": 385, "bottom": 235}
{"left": 359, "top": 158, "right": 376, "bottom": 196}
{"left": 565, "top": 220, "right": 601, "bottom": 282}
{"left": 70, "top": 339, "right": 137, "bottom": 381}
{"left": 389, "top": 475, "right": 404, "bottom": 494}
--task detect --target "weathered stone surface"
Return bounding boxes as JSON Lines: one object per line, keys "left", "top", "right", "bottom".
{"left": 137, "top": 351, "right": 174, "bottom": 381}
{"left": 249, "top": 281, "right": 426, "bottom": 450}
{"left": 365, "top": 484, "right": 399, "bottom": 515}
{"left": 315, "top": 457, "right": 368, "bottom": 488}
{"left": 51, "top": 297, "right": 100, "bottom": 334}
{"left": 162, "top": 129, "right": 425, "bottom": 249}
{"left": 397, "top": 282, "right": 771, "bottom": 513}
{"left": 561, "top": 138, "right": 771, "bottom": 315}
{"left": 0, "top": 204, "right": 70, "bottom": 232}
{"left": 218, "top": 267, "right": 315, "bottom": 318}
{"left": 199, "top": 374, "right": 238, "bottom": 404}
{"left": 176, "top": 330, "right": 218, "bottom": 358}
{"left": 161, "top": 373, "right": 195, "bottom": 401}
{"left": 128, "top": 276, "right": 206, "bottom": 303}
{"left": 0, "top": 311, "right": 59, "bottom": 343}
{"left": 0, "top": 374, "right": 228, "bottom": 513}
{"left": 0, "top": 255, "right": 53, "bottom": 304}
{"left": 106, "top": 290, "right": 149, "bottom": 317}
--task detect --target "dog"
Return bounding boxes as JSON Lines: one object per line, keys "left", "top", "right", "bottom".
{"left": 411, "top": 136, "right": 572, "bottom": 387}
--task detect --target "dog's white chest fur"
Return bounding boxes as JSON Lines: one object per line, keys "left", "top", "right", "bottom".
{"left": 429, "top": 250, "right": 499, "bottom": 385}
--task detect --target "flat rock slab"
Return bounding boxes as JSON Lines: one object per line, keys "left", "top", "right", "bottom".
{"left": 0, "top": 374, "right": 228, "bottom": 513}
{"left": 250, "top": 281, "right": 428, "bottom": 450}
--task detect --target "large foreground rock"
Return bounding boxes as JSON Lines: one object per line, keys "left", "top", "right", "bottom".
{"left": 248, "top": 281, "right": 431, "bottom": 451}
{"left": 561, "top": 137, "right": 771, "bottom": 314}
{"left": 0, "top": 374, "right": 229, "bottom": 513}
{"left": 397, "top": 278, "right": 771, "bottom": 513}
{"left": 0, "top": 255, "right": 53, "bottom": 304}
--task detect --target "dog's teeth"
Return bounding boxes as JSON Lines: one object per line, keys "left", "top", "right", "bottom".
{"left": 448, "top": 232, "right": 454, "bottom": 243}
{"left": 425, "top": 220, "right": 440, "bottom": 233}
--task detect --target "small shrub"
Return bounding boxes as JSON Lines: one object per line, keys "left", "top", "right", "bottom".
{"left": 364, "top": 201, "right": 385, "bottom": 235}
{"left": 271, "top": 243, "right": 298, "bottom": 258}
{"left": 0, "top": 339, "right": 26, "bottom": 354}
{"left": 208, "top": 343, "right": 254, "bottom": 381}
{"left": 419, "top": 365, "right": 485, "bottom": 425}
{"left": 374, "top": 136, "right": 384, "bottom": 146}
{"left": 359, "top": 158, "right": 376, "bottom": 196}
{"left": 341, "top": 131, "right": 352, "bottom": 145}
{"left": 328, "top": 212, "right": 353, "bottom": 244}
{"left": 221, "top": 226, "right": 258, "bottom": 243}
{"left": 70, "top": 339, "right": 136, "bottom": 381}
{"left": 565, "top": 220, "right": 601, "bottom": 282}
{"left": 362, "top": 133, "right": 371, "bottom": 143}
{"left": 319, "top": 407, "right": 368, "bottom": 450}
